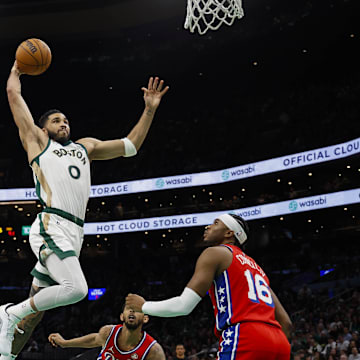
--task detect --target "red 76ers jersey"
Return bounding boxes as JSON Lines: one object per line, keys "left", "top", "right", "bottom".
{"left": 209, "top": 245, "right": 281, "bottom": 338}
{"left": 97, "top": 325, "right": 157, "bottom": 360}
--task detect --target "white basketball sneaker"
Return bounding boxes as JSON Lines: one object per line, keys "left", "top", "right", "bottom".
{"left": 0, "top": 304, "right": 19, "bottom": 356}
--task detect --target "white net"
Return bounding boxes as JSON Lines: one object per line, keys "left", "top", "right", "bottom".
{"left": 184, "top": 0, "right": 244, "bottom": 35}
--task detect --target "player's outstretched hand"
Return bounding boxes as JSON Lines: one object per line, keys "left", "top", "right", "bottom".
{"left": 142, "top": 76, "right": 169, "bottom": 111}
{"left": 126, "top": 293, "right": 146, "bottom": 313}
{"left": 48, "top": 333, "right": 66, "bottom": 348}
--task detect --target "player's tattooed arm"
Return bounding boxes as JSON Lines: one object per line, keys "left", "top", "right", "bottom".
{"left": 48, "top": 325, "right": 113, "bottom": 349}
{"left": 126, "top": 76, "right": 169, "bottom": 150}
{"left": 146, "top": 343, "right": 166, "bottom": 360}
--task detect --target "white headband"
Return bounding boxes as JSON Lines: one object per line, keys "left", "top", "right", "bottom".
{"left": 218, "top": 214, "right": 248, "bottom": 245}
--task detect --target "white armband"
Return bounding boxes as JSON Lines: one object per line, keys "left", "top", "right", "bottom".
{"left": 142, "top": 287, "right": 202, "bottom": 317}
{"left": 121, "top": 137, "right": 137, "bottom": 157}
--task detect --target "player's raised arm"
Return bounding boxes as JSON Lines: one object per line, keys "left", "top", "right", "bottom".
{"left": 77, "top": 76, "right": 169, "bottom": 161}
{"left": 127, "top": 76, "right": 169, "bottom": 150}
{"left": 6, "top": 61, "right": 48, "bottom": 154}
{"left": 48, "top": 325, "right": 112, "bottom": 349}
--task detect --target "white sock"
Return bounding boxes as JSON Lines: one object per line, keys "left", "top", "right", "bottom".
{"left": 0, "top": 354, "right": 17, "bottom": 359}
{"left": 7, "top": 299, "right": 36, "bottom": 320}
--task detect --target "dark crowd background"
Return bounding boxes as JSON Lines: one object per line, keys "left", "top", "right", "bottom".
{"left": 0, "top": 0, "right": 359, "bottom": 359}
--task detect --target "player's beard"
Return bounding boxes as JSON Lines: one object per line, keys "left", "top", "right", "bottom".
{"left": 124, "top": 319, "right": 142, "bottom": 330}
{"left": 47, "top": 128, "right": 70, "bottom": 145}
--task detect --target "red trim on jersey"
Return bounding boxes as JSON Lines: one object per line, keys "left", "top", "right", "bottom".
{"left": 98, "top": 325, "right": 157, "bottom": 360}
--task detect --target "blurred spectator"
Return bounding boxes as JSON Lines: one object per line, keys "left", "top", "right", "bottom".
{"left": 322, "top": 337, "right": 336, "bottom": 358}
{"left": 349, "top": 347, "right": 360, "bottom": 360}
{"left": 337, "top": 334, "right": 350, "bottom": 353}
{"left": 175, "top": 344, "right": 187, "bottom": 360}
{"left": 306, "top": 334, "right": 322, "bottom": 357}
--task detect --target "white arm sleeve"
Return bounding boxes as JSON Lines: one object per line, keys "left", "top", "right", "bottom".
{"left": 142, "top": 287, "right": 202, "bottom": 317}
{"left": 121, "top": 137, "right": 137, "bottom": 157}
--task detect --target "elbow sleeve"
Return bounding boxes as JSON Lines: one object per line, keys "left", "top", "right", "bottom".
{"left": 121, "top": 137, "right": 137, "bottom": 157}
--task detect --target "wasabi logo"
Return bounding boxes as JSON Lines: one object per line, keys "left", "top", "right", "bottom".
{"left": 289, "top": 201, "right": 298, "bottom": 211}
{"left": 230, "top": 165, "right": 255, "bottom": 177}
{"left": 237, "top": 208, "right": 262, "bottom": 218}
{"left": 155, "top": 178, "right": 165, "bottom": 188}
{"left": 158, "top": 176, "right": 192, "bottom": 187}
{"left": 222, "top": 170, "right": 230, "bottom": 181}
{"left": 298, "top": 196, "right": 327, "bottom": 208}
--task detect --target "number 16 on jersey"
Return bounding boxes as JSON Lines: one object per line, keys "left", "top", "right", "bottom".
{"left": 244, "top": 270, "right": 274, "bottom": 307}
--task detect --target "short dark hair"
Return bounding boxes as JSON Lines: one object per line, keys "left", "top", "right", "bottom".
{"left": 120, "top": 302, "right": 126, "bottom": 313}
{"left": 38, "top": 109, "right": 62, "bottom": 128}
{"left": 229, "top": 214, "right": 250, "bottom": 245}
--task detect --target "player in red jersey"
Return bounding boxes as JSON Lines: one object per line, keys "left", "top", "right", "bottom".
{"left": 48, "top": 305, "right": 165, "bottom": 360}
{"left": 126, "top": 214, "right": 292, "bottom": 360}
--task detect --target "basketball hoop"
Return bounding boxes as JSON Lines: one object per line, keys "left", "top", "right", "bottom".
{"left": 184, "top": 0, "right": 244, "bottom": 35}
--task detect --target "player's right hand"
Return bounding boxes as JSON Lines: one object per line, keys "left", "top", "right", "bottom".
{"left": 11, "top": 61, "right": 21, "bottom": 76}
{"left": 48, "top": 333, "right": 66, "bottom": 348}
{"left": 126, "top": 293, "right": 146, "bottom": 312}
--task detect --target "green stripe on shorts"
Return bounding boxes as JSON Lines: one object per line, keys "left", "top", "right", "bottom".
{"left": 38, "top": 214, "right": 77, "bottom": 260}
{"left": 42, "top": 207, "right": 84, "bottom": 227}
{"left": 30, "top": 268, "right": 58, "bottom": 286}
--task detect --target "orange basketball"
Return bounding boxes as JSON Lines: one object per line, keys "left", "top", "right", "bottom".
{"left": 15, "top": 38, "right": 52, "bottom": 76}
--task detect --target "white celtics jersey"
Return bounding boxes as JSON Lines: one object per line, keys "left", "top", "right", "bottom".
{"left": 31, "top": 139, "right": 91, "bottom": 220}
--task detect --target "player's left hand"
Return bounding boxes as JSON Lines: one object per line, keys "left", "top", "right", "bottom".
{"left": 142, "top": 76, "right": 169, "bottom": 110}
{"left": 126, "top": 293, "right": 146, "bottom": 312}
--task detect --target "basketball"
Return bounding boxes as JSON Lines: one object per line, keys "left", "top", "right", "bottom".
{"left": 15, "top": 38, "right": 52, "bottom": 76}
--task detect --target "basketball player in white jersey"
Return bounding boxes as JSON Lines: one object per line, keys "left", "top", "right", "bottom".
{"left": 0, "top": 61, "right": 169, "bottom": 359}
